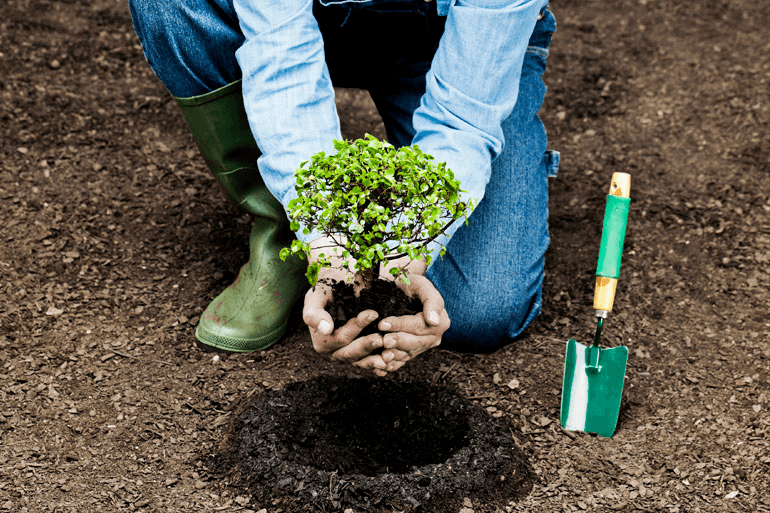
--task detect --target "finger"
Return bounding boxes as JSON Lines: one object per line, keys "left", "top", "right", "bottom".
{"left": 379, "top": 313, "right": 427, "bottom": 337}
{"left": 303, "top": 286, "right": 335, "bottom": 336}
{"left": 381, "top": 348, "right": 410, "bottom": 363}
{"left": 384, "top": 332, "right": 441, "bottom": 355}
{"left": 333, "top": 310, "right": 378, "bottom": 346}
{"left": 379, "top": 308, "right": 450, "bottom": 337}
{"left": 400, "top": 274, "right": 445, "bottom": 326}
{"left": 313, "top": 309, "right": 378, "bottom": 354}
{"left": 352, "top": 354, "right": 388, "bottom": 372}
{"left": 308, "top": 321, "right": 337, "bottom": 355}
{"left": 385, "top": 359, "right": 408, "bottom": 373}
{"left": 331, "top": 333, "right": 383, "bottom": 362}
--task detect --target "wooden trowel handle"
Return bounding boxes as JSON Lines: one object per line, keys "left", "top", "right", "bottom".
{"left": 594, "top": 173, "right": 631, "bottom": 315}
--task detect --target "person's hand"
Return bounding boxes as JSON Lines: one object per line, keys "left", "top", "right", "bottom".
{"left": 302, "top": 236, "right": 391, "bottom": 375}
{"left": 302, "top": 238, "right": 450, "bottom": 376}
{"left": 375, "top": 269, "right": 450, "bottom": 374}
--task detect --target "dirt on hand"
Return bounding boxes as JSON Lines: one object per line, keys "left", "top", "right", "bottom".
{"left": 1, "top": 0, "right": 769, "bottom": 512}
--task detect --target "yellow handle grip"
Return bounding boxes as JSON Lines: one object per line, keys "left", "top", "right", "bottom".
{"left": 594, "top": 172, "right": 631, "bottom": 313}
{"left": 608, "top": 173, "right": 631, "bottom": 199}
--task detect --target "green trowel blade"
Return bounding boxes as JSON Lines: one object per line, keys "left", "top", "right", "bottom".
{"left": 560, "top": 339, "right": 628, "bottom": 438}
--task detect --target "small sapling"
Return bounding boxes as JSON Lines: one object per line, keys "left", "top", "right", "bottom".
{"left": 280, "top": 135, "right": 474, "bottom": 327}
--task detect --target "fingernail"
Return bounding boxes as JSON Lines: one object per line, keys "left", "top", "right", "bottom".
{"left": 382, "top": 351, "right": 394, "bottom": 362}
{"left": 380, "top": 321, "right": 392, "bottom": 331}
{"left": 374, "top": 360, "right": 387, "bottom": 370}
{"left": 367, "top": 312, "right": 378, "bottom": 323}
{"left": 371, "top": 338, "right": 383, "bottom": 348}
{"left": 429, "top": 311, "right": 440, "bottom": 325}
{"left": 384, "top": 335, "right": 397, "bottom": 349}
{"left": 318, "top": 320, "right": 332, "bottom": 335}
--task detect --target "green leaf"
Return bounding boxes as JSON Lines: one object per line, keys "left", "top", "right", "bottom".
{"left": 305, "top": 263, "right": 321, "bottom": 286}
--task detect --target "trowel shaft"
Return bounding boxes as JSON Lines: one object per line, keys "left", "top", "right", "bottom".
{"left": 592, "top": 316, "right": 605, "bottom": 347}
{"left": 591, "top": 172, "right": 631, "bottom": 346}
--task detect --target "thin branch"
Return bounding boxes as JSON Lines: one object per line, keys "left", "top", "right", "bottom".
{"left": 307, "top": 243, "right": 343, "bottom": 251}
{"left": 381, "top": 216, "right": 458, "bottom": 261}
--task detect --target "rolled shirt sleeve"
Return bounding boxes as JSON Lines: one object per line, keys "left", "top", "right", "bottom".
{"left": 413, "top": 0, "right": 547, "bottom": 261}
{"left": 233, "top": 0, "right": 339, "bottom": 242}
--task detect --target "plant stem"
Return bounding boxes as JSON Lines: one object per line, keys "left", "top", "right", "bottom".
{"left": 361, "top": 267, "right": 375, "bottom": 291}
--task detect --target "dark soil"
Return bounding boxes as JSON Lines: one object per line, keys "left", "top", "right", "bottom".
{"left": 326, "top": 278, "right": 423, "bottom": 338}
{"left": 2, "top": 0, "right": 769, "bottom": 512}
{"left": 215, "top": 376, "right": 533, "bottom": 512}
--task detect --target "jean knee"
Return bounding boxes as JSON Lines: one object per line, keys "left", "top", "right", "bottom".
{"left": 129, "top": 0, "right": 242, "bottom": 97}
{"left": 129, "top": 0, "right": 166, "bottom": 46}
{"left": 440, "top": 271, "right": 543, "bottom": 352}
{"left": 129, "top": 0, "right": 182, "bottom": 66}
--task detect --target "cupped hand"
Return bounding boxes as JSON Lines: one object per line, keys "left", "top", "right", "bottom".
{"left": 376, "top": 272, "right": 450, "bottom": 373}
{"left": 302, "top": 236, "right": 391, "bottom": 376}
{"left": 301, "top": 237, "right": 449, "bottom": 376}
{"left": 303, "top": 277, "right": 391, "bottom": 375}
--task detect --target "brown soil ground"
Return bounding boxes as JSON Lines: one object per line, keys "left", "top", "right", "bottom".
{"left": 1, "top": 0, "right": 769, "bottom": 512}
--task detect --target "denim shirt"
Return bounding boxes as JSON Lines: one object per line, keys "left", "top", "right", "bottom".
{"left": 232, "top": 0, "right": 548, "bottom": 248}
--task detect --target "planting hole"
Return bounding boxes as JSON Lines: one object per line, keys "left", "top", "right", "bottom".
{"left": 219, "top": 376, "right": 535, "bottom": 511}
{"left": 276, "top": 377, "right": 470, "bottom": 476}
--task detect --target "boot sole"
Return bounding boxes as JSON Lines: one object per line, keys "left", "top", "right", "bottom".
{"left": 194, "top": 321, "right": 288, "bottom": 353}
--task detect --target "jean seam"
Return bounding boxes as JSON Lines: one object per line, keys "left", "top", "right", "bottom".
{"left": 526, "top": 46, "right": 549, "bottom": 58}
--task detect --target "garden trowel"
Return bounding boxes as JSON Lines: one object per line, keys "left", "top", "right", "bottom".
{"left": 560, "top": 172, "right": 631, "bottom": 438}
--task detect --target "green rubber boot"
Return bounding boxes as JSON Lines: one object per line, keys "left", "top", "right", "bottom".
{"left": 175, "top": 81, "right": 308, "bottom": 352}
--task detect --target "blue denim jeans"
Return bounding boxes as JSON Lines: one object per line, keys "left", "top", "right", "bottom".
{"left": 129, "top": 0, "right": 558, "bottom": 351}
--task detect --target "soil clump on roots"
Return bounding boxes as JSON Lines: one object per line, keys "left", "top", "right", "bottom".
{"left": 212, "top": 376, "right": 535, "bottom": 512}
{"left": 326, "top": 278, "right": 423, "bottom": 337}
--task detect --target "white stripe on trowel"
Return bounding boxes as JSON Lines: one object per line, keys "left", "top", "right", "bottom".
{"left": 565, "top": 343, "right": 589, "bottom": 431}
